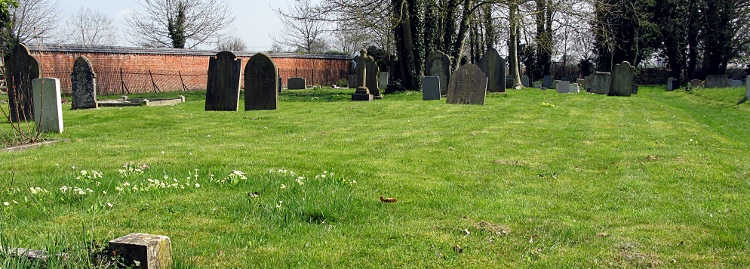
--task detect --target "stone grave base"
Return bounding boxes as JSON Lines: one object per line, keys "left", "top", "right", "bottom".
{"left": 98, "top": 96, "right": 185, "bottom": 107}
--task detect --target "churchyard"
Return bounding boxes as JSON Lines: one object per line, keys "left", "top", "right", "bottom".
{"left": 1, "top": 84, "right": 749, "bottom": 267}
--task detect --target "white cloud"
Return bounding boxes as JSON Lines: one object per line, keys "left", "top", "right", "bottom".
{"left": 116, "top": 8, "right": 133, "bottom": 20}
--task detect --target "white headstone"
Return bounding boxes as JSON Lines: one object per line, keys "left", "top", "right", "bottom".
{"left": 568, "top": 83, "right": 580, "bottom": 93}
{"left": 379, "top": 72, "right": 389, "bottom": 90}
{"left": 32, "top": 78, "right": 63, "bottom": 133}
{"left": 556, "top": 80, "right": 569, "bottom": 93}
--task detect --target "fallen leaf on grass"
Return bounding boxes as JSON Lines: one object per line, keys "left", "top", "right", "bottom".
{"left": 380, "top": 196, "right": 397, "bottom": 203}
{"left": 453, "top": 245, "right": 463, "bottom": 253}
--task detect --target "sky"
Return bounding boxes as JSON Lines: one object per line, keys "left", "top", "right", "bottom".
{"left": 60, "top": 0, "right": 293, "bottom": 51}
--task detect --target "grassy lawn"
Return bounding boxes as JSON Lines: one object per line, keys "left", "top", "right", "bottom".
{"left": 1, "top": 85, "right": 749, "bottom": 268}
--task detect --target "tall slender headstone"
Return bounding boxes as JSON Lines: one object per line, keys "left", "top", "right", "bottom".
{"left": 426, "top": 51, "right": 451, "bottom": 95}
{"left": 4, "top": 44, "right": 41, "bottom": 122}
{"left": 378, "top": 72, "right": 389, "bottom": 90}
{"left": 478, "top": 48, "right": 506, "bottom": 93}
{"left": 352, "top": 49, "right": 373, "bottom": 101}
{"left": 609, "top": 61, "right": 635, "bottom": 97}
{"left": 32, "top": 78, "right": 63, "bottom": 133}
{"left": 70, "top": 56, "right": 98, "bottom": 109}
{"left": 205, "top": 51, "right": 241, "bottom": 111}
{"left": 446, "top": 64, "right": 488, "bottom": 105}
{"left": 746, "top": 75, "right": 750, "bottom": 100}
{"left": 422, "top": 76, "right": 441, "bottom": 100}
{"left": 245, "top": 53, "right": 278, "bottom": 110}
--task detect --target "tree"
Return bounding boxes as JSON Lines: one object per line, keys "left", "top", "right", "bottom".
{"left": 62, "top": 8, "right": 117, "bottom": 46}
{"left": 216, "top": 36, "right": 246, "bottom": 51}
{"left": 6, "top": 0, "right": 59, "bottom": 46}
{"left": 125, "top": 0, "right": 235, "bottom": 49}
{"left": 274, "top": 0, "right": 330, "bottom": 54}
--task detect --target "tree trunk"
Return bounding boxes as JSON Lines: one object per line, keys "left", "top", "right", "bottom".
{"left": 509, "top": 0, "right": 522, "bottom": 89}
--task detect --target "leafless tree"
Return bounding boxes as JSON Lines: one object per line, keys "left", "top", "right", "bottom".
{"left": 273, "top": 0, "right": 330, "bottom": 53}
{"left": 62, "top": 8, "right": 117, "bottom": 46}
{"left": 9, "top": 0, "right": 59, "bottom": 44}
{"left": 125, "top": 0, "right": 235, "bottom": 49}
{"left": 216, "top": 36, "right": 247, "bottom": 51}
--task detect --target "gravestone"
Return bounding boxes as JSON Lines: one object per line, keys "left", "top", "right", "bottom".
{"left": 422, "top": 76, "right": 441, "bottom": 100}
{"left": 426, "top": 51, "right": 451, "bottom": 95}
{"left": 746, "top": 75, "right": 750, "bottom": 100}
{"left": 355, "top": 50, "right": 380, "bottom": 99}
{"left": 666, "top": 77, "right": 676, "bottom": 91}
{"left": 705, "top": 75, "right": 728, "bottom": 88}
{"left": 352, "top": 49, "right": 373, "bottom": 101}
{"left": 108, "top": 233, "right": 172, "bottom": 269}
{"left": 569, "top": 83, "right": 580, "bottom": 93}
{"left": 609, "top": 61, "right": 635, "bottom": 96}
{"left": 552, "top": 80, "right": 560, "bottom": 89}
{"left": 446, "top": 64, "right": 488, "bottom": 105}
{"left": 205, "top": 51, "right": 241, "bottom": 111}
{"left": 632, "top": 85, "right": 639, "bottom": 94}
{"left": 521, "top": 76, "right": 530, "bottom": 87}
{"left": 533, "top": 82, "right": 542, "bottom": 88}
{"left": 70, "top": 56, "right": 98, "bottom": 109}
{"left": 478, "top": 48, "right": 506, "bottom": 93}
{"left": 556, "top": 80, "right": 569, "bottom": 93}
{"left": 244, "top": 53, "right": 278, "bottom": 110}
{"left": 379, "top": 72, "right": 389, "bottom": 90}
{"left": 542, "top": 76, "right": 553, "bottom": 88}
{"left": 505, "top": 77, "right": 514, "bottom": 89}
{"left": 278, "top": 77, "right": 282, "bottom": 92}
{"left": 347, "top": 75, "right": 357, "bottom": 88}
{"left": 287, "top": 77, "right": 306, "bottom": 89}
{"left": 4, "top": 44, "right": 41, "bottom": 122}
{"left": 32, "top": 78, "right": 63, "bottom": 133}
{"left": 730, "top": 79, "right": 743, "bottom": 87}
{"left": 590, "top": 72, "right": 611, "bottom": 94}
{"left": 690, "top": 79, "right": 702, "bottom": 89}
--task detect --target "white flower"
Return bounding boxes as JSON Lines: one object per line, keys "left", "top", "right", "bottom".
{"left": 81, "top": 170, "right": 88, "bottom": 176}
{"left": 195, "top": 183, "right": 200, "bottom": 188}
{"left": 280, "top": 184, "right": 287, "bottom": 189}
{"left": 107, "top": 203, "right": 113, "bottom": 208}
{"left": 3, "top": 202, "right": 8, "bottom": 206}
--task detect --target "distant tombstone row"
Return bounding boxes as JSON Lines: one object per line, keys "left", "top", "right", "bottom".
{"left": 446, "top": 64, "right": 487, "bottom": 105}
{"left": 205, "top": 51, "right": 278, "bottom": 111}
{"left": 478, "top": 48, "right": 506, "bottom": 93}
{"left": 4, "top": 44, "right": 41, "bottom": 122}
{"left": 426, "top": 51, "right": 451, "bottom": 95}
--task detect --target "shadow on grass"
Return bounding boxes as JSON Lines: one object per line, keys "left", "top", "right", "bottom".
{"left": 280, "top": 88, "right": 355, "bottom": 102}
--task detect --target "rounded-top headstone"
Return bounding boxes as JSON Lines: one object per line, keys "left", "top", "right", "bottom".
{"left": 4, "top": 43, "right": 42, "bottom": 122}
{"left": 70, "top": 56, "right": 98, "bottom": 109}
{"left": 478, "top": 48, "right": 506, "bottom": 93}
{"left": 426, "top": 50, "right": 452, "bottom": 95}
{"left": 245, "top": 53, "right": 278, "bottom": 110}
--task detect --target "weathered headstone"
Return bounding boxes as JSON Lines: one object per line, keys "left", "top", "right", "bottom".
{"left": 542, "top": 76, "right": 553, "bottom": 88}
{"left": 108, "top": 233, "right": 172, "bottom": 269}
{"left": 609, "top": 61, "right": 635, "bottom": 97}
{"left": 705, "top": 75, "right": 728, "bottom": 88}
{"left": 690, "top": 79, "right": 702, "bottom": 89}
{"left": 446, "top": 64, "right": 488, "bottom": 105}
{"left": 569, "top": 83, "right": 580, "bottom": 93}
{"left": 533, "top": 82, "right": 542, "bottom": 88}
{"left": 355, "top": 50, "right": 380, "bottom": 99}
{"left": 426, "top": 51, "right": 451, "bottom": 95}
{"left": 505, "top": 77, "right": 514, "bottom": 89}
{"left": 32, "top": 78, "right": 63, "bottom": 133}
{"left": 746, "top": 75, "right": 750, "bottom": 100}
{"left": 70, "top": 56, "right": 98, "bottom": 109}
{"left": 422, "top": 76, "right": 441, "bottom": 100}
{"left": 556, "top": 80, "right": 569, "bottom": 93}
{"left": 352, "top": 49, "right": 373, "bottom": 101}
{"left": 478, "top": 48, "right": 506, "bottom": 93}
{"left": 552, "top": 80, "right": 560, "bottom": 89}
{"left": 4, "top": 44, "right": 41, "bottom": 122}
{"left": 521, "top": 76, "right": 530, "bottom": 87}
{"left": 347, "top": 75, "right": 357, "bottom": 88}
{"left": 666, "top": 77, "right": 676, "bottom": 91}
{"left": 730, "top": 79, "right": 743, "bottom": 88}
{"left": 590, "top": 72, "right": 611, "bottom": 94}
{"left": 378, "top": 72, "right": 389, "bottom": 90}
{"left": 287, "top": 77, "right": 306, "bottom": 89}
{"left": 205, "top": 51, "right": 241, "bottom": 111}
{"left": 244, "top": 53, "right": 278, "bottom": 110}
{"left": 278, "top": 77, "right": 283, "bottom": 92}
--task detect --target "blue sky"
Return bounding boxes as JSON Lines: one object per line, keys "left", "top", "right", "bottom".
{"left": 61, "top": 0, "right": 291, "bottom": 51}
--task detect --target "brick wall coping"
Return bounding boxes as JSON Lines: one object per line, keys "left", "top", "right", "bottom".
{"left": 26, "top": 43, "right": 354, "bottom": 60}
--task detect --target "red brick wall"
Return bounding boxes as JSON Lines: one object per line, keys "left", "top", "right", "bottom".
{"left": 31, "top": 50, "right": 353, "bottom": 95}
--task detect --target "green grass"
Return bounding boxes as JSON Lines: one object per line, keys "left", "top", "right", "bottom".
{"left": 1, "top": 86, "right": 749, "bottom": 268}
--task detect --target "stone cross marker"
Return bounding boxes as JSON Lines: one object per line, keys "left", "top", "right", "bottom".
{"left": 32, "top": 78, "right": 63, "bottom": 133}
{"left": 4, "top": 44, "right": 41, "bottom": 122}
{"left": 609, "top": 61, "right": 635, "bottom": 96}
{"left": 352, "top": 49, "right": 373, "bottom": 101}
{"left": 426, "top": 51, "right": 451, "bottom": 95}
{"left": 354, "top": 50, "right": 381, "bottom": 99}
{"left": 245, "top": 53, "right": 278, "bottom": 110}
{"left": 422, "top": 76, "right": 441, "bottom": 100}
{"left": 478, "top": 48, "right": 506, "bottom": 93}
{"left": 205, "top": 51, "right": 241, "bottom": 111}
{"left": 70, "top": 56, "right": 98, "bottom": 109}
{"left": 446, "top": 64, "right": 488, "bottom": 105}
